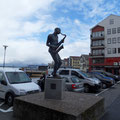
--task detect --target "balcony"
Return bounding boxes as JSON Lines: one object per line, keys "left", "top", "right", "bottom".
{"left": 91, "top": 44, "right": 105, "bottom": 49}
{"left": 89, "top": 53, "right": 105, "bottom": 58}
{"left": 90, "top": 34, "right": 104, "bottom": 40}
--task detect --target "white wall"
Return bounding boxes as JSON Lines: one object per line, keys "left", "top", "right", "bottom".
{"left": 98, "top": 15, "right": 120, "bottom": 58}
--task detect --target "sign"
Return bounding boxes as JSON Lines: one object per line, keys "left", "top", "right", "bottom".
{"left": 114, "top": 62, "right": 118, "bottom": 66}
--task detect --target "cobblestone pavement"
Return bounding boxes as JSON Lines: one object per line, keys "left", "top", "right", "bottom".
{"left": 100, "top": 93, "right": 120, "bottom": 120}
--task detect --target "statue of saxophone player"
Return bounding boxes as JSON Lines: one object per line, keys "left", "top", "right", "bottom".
{"left": 46, "top": 28, "right": 66, "bottom": 77}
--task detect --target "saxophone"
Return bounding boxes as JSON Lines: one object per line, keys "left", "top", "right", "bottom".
{"left": 55, "top": 33, "right": 66, "bottom": 53}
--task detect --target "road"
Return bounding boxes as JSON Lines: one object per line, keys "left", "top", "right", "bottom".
{"left": 100, "top": 94, "right": 120, "bottom": 120}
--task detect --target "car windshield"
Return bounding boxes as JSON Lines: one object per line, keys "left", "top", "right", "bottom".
{"left": 6, "top": 72, "right": 31, "bottom": 84}
{"left": 97, "top": 72, "right": 106, "bottom": 77}
{"left": 87, "top": 73, "right": 95, "bottom": 78}
{"left": 71, "top": 77, "right": 80, "bottom": 83}
{"left": 78, "top": 71, "right": 89, "bottom": 78}
{"left": 105, "top": 72, "right": 113, "bottom": 76}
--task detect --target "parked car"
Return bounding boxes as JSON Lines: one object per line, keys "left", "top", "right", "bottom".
{"left": 92, "top": 70, "right": 120, "bottom": 82}
{"left": 62, "top": 76, "right": 84, "bottom": 92}
{"left": 58, "top": 68, "right": 101, "bottom": 92}
{"left": 0, "top": 68, "right": 41, "bottom": 106}
{"left": 89, "top": 71, "right": 115, "bottom": 88}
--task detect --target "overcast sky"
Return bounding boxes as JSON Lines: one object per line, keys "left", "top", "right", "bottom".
{"left": 0, "top": 0, "right": 120, "bottom": 66}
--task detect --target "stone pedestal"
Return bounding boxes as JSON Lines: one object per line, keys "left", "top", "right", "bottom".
{"left": 13, "top": 92, "right": 104, "bottom": 120}
{"left": 45, "top": 78, "right": 65, "bottom": 100}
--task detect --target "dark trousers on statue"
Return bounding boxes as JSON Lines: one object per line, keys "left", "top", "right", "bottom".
{"left": 49, "top": 51, "right": 62, "bottom": 76}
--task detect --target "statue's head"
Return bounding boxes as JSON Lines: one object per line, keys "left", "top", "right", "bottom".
{"left": 54, "top": 28, "right": 61, "bottom": 34}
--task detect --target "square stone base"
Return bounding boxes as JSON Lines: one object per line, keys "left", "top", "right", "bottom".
{"left": 45, "top": 78, "right": 65, "bottom": 100}
{"left": 13, "top": 92, "right": 104, "bottom": 120}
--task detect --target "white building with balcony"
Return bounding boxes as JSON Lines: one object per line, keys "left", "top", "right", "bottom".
{"left": 89, "top": 14, "right": 120, "bottom": 75}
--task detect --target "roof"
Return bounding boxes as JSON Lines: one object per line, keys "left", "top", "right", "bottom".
{"left": 59, "top": 68, "right": 80, "bottom": 71}
{"left": 91, "top": 14, "right": 120, "bottom": 30}
{"left": 80, "top": 54, "right": 89, "bottom": 60}
{"left": 90, "top": 25, "right": 104, "bottom": 30}
{"left": 70, "top": 56, "right": 80, "bottom": 58}
{"left": 98, "top": 14, "right": 120, "bottom": 24}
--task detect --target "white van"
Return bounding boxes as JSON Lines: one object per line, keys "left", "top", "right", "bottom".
{"left": 0, "top": 68, "right": 41, "bottom": 106}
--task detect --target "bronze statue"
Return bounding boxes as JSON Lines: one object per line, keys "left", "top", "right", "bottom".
{"left": 46, "top": 28, "right": 66, "bottom": 77}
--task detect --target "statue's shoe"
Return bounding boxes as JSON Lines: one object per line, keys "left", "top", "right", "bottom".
{"left": 52, "top": 74, "right": 62, "bottom": 79}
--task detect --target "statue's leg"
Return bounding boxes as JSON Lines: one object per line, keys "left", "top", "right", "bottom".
{"left": 49, "top": 52, "right": 58, "bottom": 76}
{"left": 56, "top": 53, "right": 62, "bottom": 70}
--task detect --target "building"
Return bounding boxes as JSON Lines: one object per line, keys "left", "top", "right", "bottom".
{"left": 80, "top": 54, "right": 89, "bottom": 72}
{"left": 89, "top": 14, "right": 120, "bottom": 75}
{"left": 48, "top": 56, "right": 81, "bottom": 69}
{"left": 61, "top": 58, "right": 69, "bottom": 68}
{"left": 69, "top": 56, "right": 80, "bottom": 69}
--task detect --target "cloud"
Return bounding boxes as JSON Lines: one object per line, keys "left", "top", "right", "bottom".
{"left": 1, "top": 39, "right": 51, "bottom": 64}
{"left": 0, "top": 0, "right": 119, "bottom": 66}
{"left": 60, "top": 40, "right": 90, "bottom": 58}
{"left": 55, "top": 0, "right": 119, "bottom": 22}
{"left": 0, "top": 0, "right": 57, "bottom": 65}
{"left": 0, "top": 0, "right": 56, "bottom": 40}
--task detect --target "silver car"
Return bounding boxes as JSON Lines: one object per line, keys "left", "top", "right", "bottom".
{"left": 58, "top": 68, "right": 101, "bottom": 92}
{"left": 63, "top": 76, "right": 84, "bottom": 92}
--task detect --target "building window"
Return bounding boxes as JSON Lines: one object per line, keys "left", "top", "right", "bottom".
{"left": 112, "top": 38, "right": 116, "bottom": 44}
{"left": 93, "top": 50, "right": 95, "bottom": 55}
{"left": 101, "top": 40, "right": 104, "bottom": 45}
{"left": 92, "top": 49, "right": 104, "bottom": 55}
{"left": 118, "top": 37, "right": 120, "bottom": 43}
{"left": 110, "top": 19, "right": 114, "bottom": 24}
{"left": 107, "top": 48, "right": 111, "bottom": 54}
{"left": 92, "top": 32, "right": 95, "bottom": 37}
{"left": 118, "top": 48, "right": 120, "bottom": 53}
{"left": 92, "top": 40, "right": 104, "bottom": 46}
{"left": 92, "top": 31, "right": 104, "bottom": 38}
{"left": 107, "top": 38, "right": 111, "bottom": 44}
{"left": 112, "top": 28, "right": 116, "bottom": 34}
{"left": 112, "top": 48, "right": 116, "bottom": 54}
{"left": 107, "top": 29, "right": 111, "bottom": 35}
{"left": 117, "top": 27, "right": 120, "bottom": 33}
{"left": 92, "top": 59, "right": 104, "bottom": 64}
{"left": 59, "top": 70, "right": 69, "bottom": 75}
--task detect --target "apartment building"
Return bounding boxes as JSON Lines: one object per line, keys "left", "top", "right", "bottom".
{"left": 61, "top": 58, "right": 69, "bottom": 67}
{"left": 89, "top": 14, "right": 120, "bottom": 75}
{"left": 69, "top": 56, "right": 80, "bottom": 69}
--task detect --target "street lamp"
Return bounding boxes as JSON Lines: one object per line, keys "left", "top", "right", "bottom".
{"left": 3, "top": 45, "right": 8, "bottom": 68}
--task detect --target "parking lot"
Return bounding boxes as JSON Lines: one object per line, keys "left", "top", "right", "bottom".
{"left": 0, "top": 81, "right": 120, "bottom": 120}
{"left": 0, "top": 99, "right": 14, "bottom": 120}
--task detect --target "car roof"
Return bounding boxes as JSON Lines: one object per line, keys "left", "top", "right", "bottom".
{"left": 59, "top": 68, "right": 80, "bottom": 71}
{"left": 0, "top": 67, "right": 23, "bottom": 72}
{"left": 92, "top": 70, "right": 104, "bottom": 72}
{"left": 62, "top": 75, "right": 78, "bottom": 78}
{"left": 92, "top": 71, "right": 101, "bottom": 74}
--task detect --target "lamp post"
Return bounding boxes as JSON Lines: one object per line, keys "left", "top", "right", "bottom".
{"left": 3, "top": 45, "right": 8, "bottom": 68}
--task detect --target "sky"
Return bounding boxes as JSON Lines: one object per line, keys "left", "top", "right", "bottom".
{"left": 0, "top": 0, "right": 120, "bottom": 66}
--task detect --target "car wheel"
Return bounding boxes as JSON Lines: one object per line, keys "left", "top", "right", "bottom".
{"left": 6, "top": 93, "right": 14, "bottom": 106}
{"left": 84, "top": 85, "right": 90, "bottom": 93}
